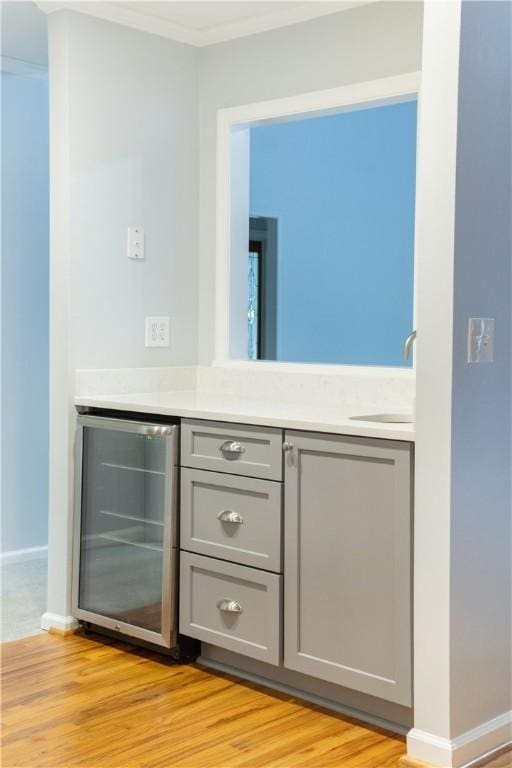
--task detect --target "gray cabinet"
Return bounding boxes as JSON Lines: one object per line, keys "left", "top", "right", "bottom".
{"left": 180, "top": 419, "right": 285, "bottom": 665}
{"left": 283, "top": 431, "right": 412, "bottom": 707}
{"left": 179, "top": 417, "right": 413, "bottom": 707}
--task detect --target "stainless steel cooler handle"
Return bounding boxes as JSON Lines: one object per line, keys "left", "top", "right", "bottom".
{"left": 77, "top": 414, "right": 174, "bottom": 437}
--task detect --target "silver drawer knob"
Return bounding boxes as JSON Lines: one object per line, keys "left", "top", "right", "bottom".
{"left": 219, "top": 440, "right": 245, "bottom": 455}
{"left": 217, "top": 510, "right": 244, "bottom": 524}
{"left": 217, "top": 599, "right": 243, "bottom": 614}
{"left": 282, "top": 441, "right": 294, "bottom": 452}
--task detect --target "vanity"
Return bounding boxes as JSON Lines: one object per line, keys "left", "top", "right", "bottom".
{"left": 179, "top": 418, "right": 412, "bottom": 707}
{"left": 74, "top": 373, "right": 415, "bottom": 730}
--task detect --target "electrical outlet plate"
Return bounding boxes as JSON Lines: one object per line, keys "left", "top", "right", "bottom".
{"left": 128, "top": 227, "right": 145, "bottom": 260}
{"left": 467, "top": 317, "right": 494, "bottom": 363}
{"left": 145, "top": 316, "right": 170, "bottom": 347}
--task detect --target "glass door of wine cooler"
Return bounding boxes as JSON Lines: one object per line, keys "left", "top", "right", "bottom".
{"left": 73, "top": 415, "right": 179, "bottom": 648}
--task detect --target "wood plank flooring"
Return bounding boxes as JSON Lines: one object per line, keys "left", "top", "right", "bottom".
{"left": 2, "top": 632, "right": 510, "bottom": 768}
{"left": 1, "top": 632, "right": 406, "bottom": 768}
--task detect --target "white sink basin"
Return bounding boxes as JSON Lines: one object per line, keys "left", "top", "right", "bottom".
{"left": 350, "top": 413, "right": 414, "bottom": 424}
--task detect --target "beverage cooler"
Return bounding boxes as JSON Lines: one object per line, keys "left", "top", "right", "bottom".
{"left": 73, "top": 414, "right": 181, "bottom": 650}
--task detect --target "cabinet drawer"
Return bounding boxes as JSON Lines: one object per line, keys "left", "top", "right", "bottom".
{"left": 179, "top": 552, "right": 282, "bottom": 665}
{"left": 181, "top": 419, "right": 283, "bottom": 481}
{"left": 181, "top": 469, "right": 282, "bottom": 572}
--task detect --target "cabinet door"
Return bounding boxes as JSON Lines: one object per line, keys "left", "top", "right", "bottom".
{"left": 284, "top": 431, "right": 412, "bottom": 706}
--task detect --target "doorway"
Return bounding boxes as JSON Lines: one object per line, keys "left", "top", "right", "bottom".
{"left": 248, "top": 216, "right": 278, "bottom": 360}
{"left": 1, "top": 0, "right": 50, "bottom": 641}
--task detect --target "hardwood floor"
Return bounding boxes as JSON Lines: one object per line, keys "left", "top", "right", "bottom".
{"left": 2, "top": 633, "right": 510, "bottom": 768}
{"left": 1, "top": 632, "right": 406, "bottom": 768}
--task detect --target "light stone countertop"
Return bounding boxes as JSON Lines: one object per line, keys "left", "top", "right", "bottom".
{"left": 75, "top": 389, "right": 415, "bottom": 442}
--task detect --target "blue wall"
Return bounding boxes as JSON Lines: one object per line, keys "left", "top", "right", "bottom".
{"left": 249, "top": 100, "right": 417, "bottom": 366}
{"left": 1, "top": 71, "right": 49, "bottom": 553}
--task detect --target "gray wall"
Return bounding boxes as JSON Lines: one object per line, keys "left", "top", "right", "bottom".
{"left": 45, "top": 9, "right": 200, "bottom": 621}
{"left": 450, "top": 0, "right": 512, "bottom": 735}
{"left": 1, "top": 1, "right": 49, "bottom": 555}
{"left": 64, "top": 12, "right": 199, "bottom": 369}
{"left": 0, "top": 1, "right": 48, "bottom": 68}
{"left": 198, "top": 1, "right": 424, "bottom": 363}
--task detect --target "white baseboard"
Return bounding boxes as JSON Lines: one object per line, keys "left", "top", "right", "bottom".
{"left": 41, "top": 612, "right": 80, "bottom": 633}
{"left": 407, "top": 710, "right": 512, "bottom": 767}
{"left": 0, "top": 545, "right": 48, "bottom": 565}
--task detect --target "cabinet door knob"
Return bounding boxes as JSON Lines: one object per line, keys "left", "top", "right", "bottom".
{"left": 217, "top": 510, "right": 244, "bottom": 524}
{"left": 217, "top": 599, "right": 243, "bottom": 614}
{"left": 219, "top": 440, "right": 245, "bottom": 455}
{"left": 282, "top": 441, "right": 294, "bottom": 452}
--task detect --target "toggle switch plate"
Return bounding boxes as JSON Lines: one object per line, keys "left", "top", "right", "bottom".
{"left": 467, "top": 318, "right": 494, "bottom": 363}
{"left": 127, "top": 227, "right": 145, "bottom": 260}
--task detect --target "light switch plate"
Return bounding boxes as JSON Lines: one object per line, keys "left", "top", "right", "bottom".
{"left": 467, "top": 317, "right": 494, "bottom": 363}
{"left": 128, "top": 227, "right": 145, "bottom": 260}
{"left": 145, "top": 316, "right": 170, "bottom": 347}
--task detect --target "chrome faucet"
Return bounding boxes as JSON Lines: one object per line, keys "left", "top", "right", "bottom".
{"left": 403, "top": 330, "right": 417, "bottom": 361}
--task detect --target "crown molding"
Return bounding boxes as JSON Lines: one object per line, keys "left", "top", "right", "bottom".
{"left": 196, "top": 2, "right": 373, "bottom": 47}
{"left": 35, "top": 1, "right": 202, "bottom": 44}
{"left": 35, "top": 1, "right": 375, "bottom": 48}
